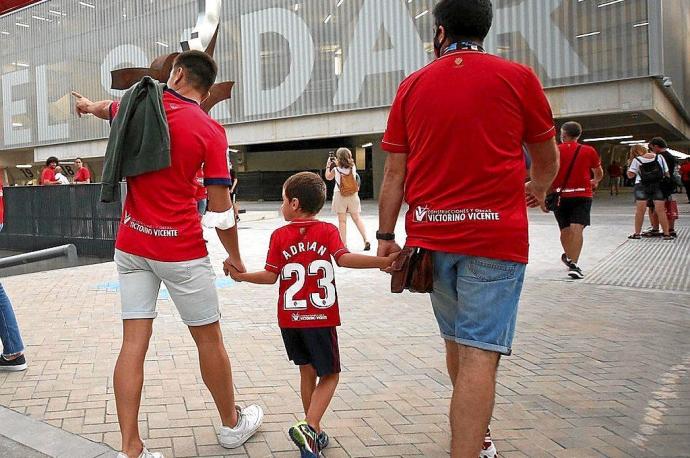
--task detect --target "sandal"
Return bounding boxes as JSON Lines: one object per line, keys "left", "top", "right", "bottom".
{"left": 663, "top": 235, "right": 674, "bottom": 241}
{"left": 628, "top": 233, "right": 641, "bottom": 239}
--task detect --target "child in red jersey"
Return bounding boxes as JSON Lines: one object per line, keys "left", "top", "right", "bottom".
{"left": 227, "top": 172, "right": 396, "bottom": 458}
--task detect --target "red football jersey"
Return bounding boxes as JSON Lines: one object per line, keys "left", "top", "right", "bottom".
{"left": 110, "top": 89, "right": 230, "bottom": 261}
{"left": 553, "top": 141, "right": 601, "bottom": 198}
{"left": 40, "top": 167, "right": 55, "bottom": 185}
{"left": 74, "top": 167, "right": 91, "bottom": 183}
{"left": 382, "top": 50, "right": 555, "bottom": 264}
{"left": 265, "top": 220, "right": 349, "bottom": 328}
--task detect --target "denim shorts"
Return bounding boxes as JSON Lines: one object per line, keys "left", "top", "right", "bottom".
{"left": 430, "top": 252, "right": 526, "bottom": 355}
{"left": 114, "top": 249, "right": 220, "bottom": 326}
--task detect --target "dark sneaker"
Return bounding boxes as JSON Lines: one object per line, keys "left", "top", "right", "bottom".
{"left": 0, "top": 354, "right": 27, "bottom": 371}
{"left": 663, "top": 235, "right": 674, "bottom": 241}
{"left": 669, "top": 230, "right": 677, "bottom": 238}
{"left": 289, "top": 421, "right": 319, "bottom": 458}
{"left": 641, "top": 228, "right": 661, "bottom": 237}
{"left": 364, "top": 242, "right": 371, "bottom": 251}
{"left": 560, "top": 253, "right": 575, "bottom": 269}
{"left": 568, "top": 265, "right": 584, "bottom": 279}
{"left": 628, "top": 233, "right": 641, "bottom": 239}
{"left": 317, "top": 431, "right": 329, "bottom": 450}
{"left": 480, "top": 427, "right": 497, "bottom": 458}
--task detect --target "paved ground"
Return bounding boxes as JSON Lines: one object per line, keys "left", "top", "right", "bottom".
{"left": 0, "top": 193, "right": 688, "bottom": 457}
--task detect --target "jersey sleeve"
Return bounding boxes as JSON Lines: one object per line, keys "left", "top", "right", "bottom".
{"left": 203, "top": 125, "right": 231, "bottom": 187}
{"left": 521, "top": 69, "right": 556, "bottom": 144}
{"left": 326, "top": 225, "right": 349, "bottom": 262}
{"left": 587, "top": 146, "right": 602, "bottom": 168}
{"left": 265, "top": 231, "right": 285, "bottom": 274}
{"left": 109, "top": 101, "right": 120, "bottom": 125}
{"left": 381, "top": 82, "right": 410, "bottom": 154}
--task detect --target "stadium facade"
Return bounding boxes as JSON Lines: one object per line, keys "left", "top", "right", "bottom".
{"left": 0, "top": 0, "right": 688, "bottom": 197}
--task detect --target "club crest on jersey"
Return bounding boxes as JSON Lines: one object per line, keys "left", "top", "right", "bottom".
{"left": 414, "top": 206, "right": 429, "bottom": 222}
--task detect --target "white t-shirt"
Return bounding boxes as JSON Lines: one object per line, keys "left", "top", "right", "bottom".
{"left": 628, "top": 155, "right": 668, "bottom": 184}
{"left": 55, "top": 173, "right": 70, "bottom": 185}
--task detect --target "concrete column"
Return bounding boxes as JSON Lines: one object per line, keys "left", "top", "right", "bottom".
{"left": 372, "top": 137, "right": 386, "bottom": 200}
{"left": 355, "top": 146, "right": 366, "bottom": 170}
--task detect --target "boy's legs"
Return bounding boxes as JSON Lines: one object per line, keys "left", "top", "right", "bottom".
{"left": 299, "top": 364, "right": 317, "bottom": 417}
{"left": 305, "top": 371, "right": 339, "bottom": 432}
{"left": 299, "top": 364, "right": 339, "bottom": 432}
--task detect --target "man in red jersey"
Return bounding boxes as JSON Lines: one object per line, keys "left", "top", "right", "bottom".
{"left": 552, "top": 121, "right": 603, "bottom": 279}
{"left": 377, "top": 1, "right": 559, "bottom": 456}
{"left": 73, "top": 51, "right": 262, "bottom": 458}
{"left": 39, "top": 157, "right": 60, "bottom": 185}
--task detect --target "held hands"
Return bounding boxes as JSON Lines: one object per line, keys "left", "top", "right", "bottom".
{"left": 71, "top": 91, "right": 92, "bottom": 118}
{"left": 223, "top": 256, "right": 246, "bottom": 279}
{"left": 525, "top": 180, "right": 548, "bottom": 213}
{"left": 377, "top": 240, "right": 402, "bottom": 273}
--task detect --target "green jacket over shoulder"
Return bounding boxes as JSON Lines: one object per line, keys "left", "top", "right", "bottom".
{"left": 100, "top": 76, "right": 171, "bottom": 203}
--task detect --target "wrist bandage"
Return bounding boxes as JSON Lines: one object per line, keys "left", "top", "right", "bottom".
{"left": 202, "top": 208, "right": 236, "bottom": 230}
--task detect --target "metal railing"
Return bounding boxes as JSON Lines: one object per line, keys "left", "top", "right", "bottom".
{"left": 0, "top": 184, "right": 121, "bottom": 259}
{"left": 0, "top": 244, "right": 78, "bottom": 269}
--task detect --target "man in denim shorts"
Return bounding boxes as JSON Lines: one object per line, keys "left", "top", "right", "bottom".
{"left": 377, "top": 1, "right": 559, "bottom": 456}
{"left": 73, "top": 51, "right": 262, "bottom": 458}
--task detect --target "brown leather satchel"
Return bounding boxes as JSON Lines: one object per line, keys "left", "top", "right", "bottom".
{"left": 391, "top": 247, "right": 434, "bottom": 294}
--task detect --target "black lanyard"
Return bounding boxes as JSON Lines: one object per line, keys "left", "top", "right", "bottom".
{"left": 443, "top": 41, "right": 486, "bottom": 55}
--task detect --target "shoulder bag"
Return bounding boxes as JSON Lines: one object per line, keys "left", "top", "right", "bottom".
{"left": 545, "top": 145, "right": 582, "bottom": 212}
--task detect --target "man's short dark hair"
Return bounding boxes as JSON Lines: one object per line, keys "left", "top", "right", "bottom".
{"left": 46, "top": 156, "right": 58, "bottom": 166}
{"left": 284, "top": 172, "right": 326, "bottom": 215}
{"left": 433, "top": 0, "right": 493, "bottom": 41}
{"left": 561, "top": 121, "right": 582, "bottom": 139}
{"left": 649, "top": 137, "right": 668, "bottom": 149}
{"left": 173, "top": 50, "right": 218, "bottom": 92}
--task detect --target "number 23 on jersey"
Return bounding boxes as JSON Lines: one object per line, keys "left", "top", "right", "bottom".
{"left": 282, "top": 260, "right": 336, "bottom": 310}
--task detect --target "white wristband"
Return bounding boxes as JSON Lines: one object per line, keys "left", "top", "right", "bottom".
{"left": 201, "top": 208, "right": 236, "bottom": 230}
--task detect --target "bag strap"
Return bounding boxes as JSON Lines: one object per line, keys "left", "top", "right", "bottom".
{"left": 557, "top": 145, "right": 582, "bottom": 194}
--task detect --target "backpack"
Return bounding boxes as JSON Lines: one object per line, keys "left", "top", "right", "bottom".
{"left": 636, "top": 157, "right": 664, "bottom": 185}
{"left": 338, "top": 169, "right": 359, "bottom": 196}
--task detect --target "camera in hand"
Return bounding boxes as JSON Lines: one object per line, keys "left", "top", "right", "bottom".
{"left": 328, "top": 152, "right": 336, "bottom": 170}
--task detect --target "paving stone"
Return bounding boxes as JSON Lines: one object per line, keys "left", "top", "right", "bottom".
{"left": 0, "top": 201, "right": 687, "bottom": 457}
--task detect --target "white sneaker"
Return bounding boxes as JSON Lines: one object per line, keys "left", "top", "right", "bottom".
{"left": 218, "top": 404, "right": 264, "bottom": 448}
{"left": 116, "top": 445, "right": 164, "bottom": 458}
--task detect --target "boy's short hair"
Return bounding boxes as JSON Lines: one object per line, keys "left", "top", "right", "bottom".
{"left": 284, "top": 172, "right": 326, "bottom": 215}
{"left": 649, "top": 137, "right": 668, "bottom": 149}
{"left": 46, "top": 156, "right": 58, "bottom": 166}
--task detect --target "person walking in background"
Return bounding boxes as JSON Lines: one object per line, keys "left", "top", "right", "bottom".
{"left": 627, "top": 144, "right": 673, "bottom": 240}
{"left": 377, "top": 0, "right": 559, "bottom": 456}
{"left": 39, "top": 157, "right": 60, "bottom": 185}
{"left": 552, "top": 121, "right": 603, "bottom": 279}
{"left": 325, "top": 148, "right": 370, "bottom": 251}
{"left": 647, "top": 137, "right": 678, "bottom": 237}
{"left": 73, "top": 50, "right": 263, "bottom": 458}
{"left": 54, "top": 166, "right": 70, "bottom": 185}
{"left": 229, "top": 162, "right": 239, "bottom": 221}
{"left": 680, "top": 158, "right": 690, "bottom": 204}
{"left": 607, "top": 160, "right": 622, "bottom": 196}
{"left": 74, "top": 158, "right": 92, "bottom": 184}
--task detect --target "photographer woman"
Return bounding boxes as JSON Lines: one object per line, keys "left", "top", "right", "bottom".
{"left": 325, "top": 147, "right": 371, "bottom": 250}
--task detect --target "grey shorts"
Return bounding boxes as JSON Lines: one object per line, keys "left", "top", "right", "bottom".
{"left": 114, "top": 249, "right": 220, "bottom": 326}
